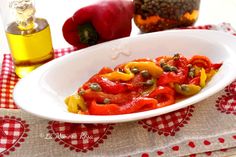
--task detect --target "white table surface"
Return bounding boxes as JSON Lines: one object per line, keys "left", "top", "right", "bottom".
{"left": 0, "top": 0, "right": 236, "bottom": 63}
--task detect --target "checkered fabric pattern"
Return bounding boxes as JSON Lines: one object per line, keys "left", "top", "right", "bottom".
{"left": 0, "top": 55, "right": 18, "bottom": 109}
{"left": 226, "top": 80, "right": 236, "bottom": 95}
{"left": 218, "top": 95, "right": 236, "bottom": 112}
{"left": 50, "top": 122, "right": 110, "bottom": 150}
{"left": 143, "top": 107, "right": 190, "bottom": 133}
{"left": 0, "top": 47, "right": 77, "bottom": 109}
{"left": 140, "top": 106, "right": 194, "bottom": 136}
{"left": 0, "top": 119, "right": 24, "bottom": 152}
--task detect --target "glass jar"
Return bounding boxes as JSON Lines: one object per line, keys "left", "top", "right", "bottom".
{"left": 0, "top": 0, "right": 54, "bottom": 78}
{"left": 133, "top": 0, "right": 200, "bottom": 32}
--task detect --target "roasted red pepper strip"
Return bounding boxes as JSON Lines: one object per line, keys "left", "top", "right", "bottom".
{"left": 158, "top": 56, "right": 189, "bottom": 85}
{"left": 79, "top": 67, "right": 114, "bottom": 90}
{"left": 98, "top": 67, "right": 113, "bottom": 74}
{"left": 89, "top": 97, "right": 158, "bottom": 115}
{"left": 62, "top": 0, "right": 133, "bottom": 47}
{"left": 158, "top": 72, "right": 182, "bottom": 85}
{"left": 147, "top": 86, "right": 175, "bottom": 108}
{"left": 188, "top": 76, "right": 200, "bottom": 85}
{"left": 91, "top": 75, "right": 132, "bottom": 94}
{"left": 155, "top": 56, "right": 173, "bottom": 66}
{"left": 82, "top": 89, "right": 139, "bottom": 104}
{"left": 211, "top": 63, "right": 222, "bottom": 70}
{"left": 189, "top": 55, "right": 212, "bottom": 69}
{"left": 129, "top": 73, "right": 146, "bottom": 91}
{"left": 79, "top": 66, "right": 133, "bottom": 93}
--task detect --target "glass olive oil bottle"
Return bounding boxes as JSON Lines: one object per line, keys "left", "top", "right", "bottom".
{"left": 2, "top": 0, "right": 54, "bottom": 78}
{"left": 6, "top": 18, "right": 54, "bottom": 78}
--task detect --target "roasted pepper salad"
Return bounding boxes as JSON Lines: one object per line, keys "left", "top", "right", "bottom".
{"left": 65, "top": 54, "right": 222, "bottom": 115}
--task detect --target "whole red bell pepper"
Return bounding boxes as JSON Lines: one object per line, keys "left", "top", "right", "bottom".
{"left": 62, "top": 0, "right": 133, "bottom": 48}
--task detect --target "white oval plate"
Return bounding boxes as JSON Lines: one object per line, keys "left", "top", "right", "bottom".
{"left": 13, "top": 30, "right": 236, "bottom": 123}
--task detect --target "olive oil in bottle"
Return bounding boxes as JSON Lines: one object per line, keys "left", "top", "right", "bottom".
{"left": 6, "top": 18, "right": 54, "bottom": 78}
{"left": 3, "top": 0, "right": 54, "bottom": 78}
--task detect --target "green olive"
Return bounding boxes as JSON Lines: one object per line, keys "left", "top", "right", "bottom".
{"left": 89, "top": 83, "right": 102, "bottom": 91}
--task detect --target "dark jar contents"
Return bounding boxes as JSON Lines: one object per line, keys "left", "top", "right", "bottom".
{"left": 134, "top": 0, "right": 200, "bottom": 32}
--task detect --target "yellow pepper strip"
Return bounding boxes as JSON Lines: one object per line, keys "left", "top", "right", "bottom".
{"left": 193, "top": 65, "right": 201, "bottom": 76}
{"left": 102, "top": 61, "right": 163, "bottom": 81}
{"left": 174, "top": 84, "right": 201, "bottom": 96}
{"left": 124, "top": 61, "right": 163, "bottom": 78}
{"left": 101, "top": 71, "right": 134, "bottom": 81}
{"left": 65, "top": 94, "right": 86, "bottom": 113}
{"left": 206, "top": 69, "right": 217, "bottom": 82}
{"left": 200, "top": 68, "right": 207, "bottom": 88}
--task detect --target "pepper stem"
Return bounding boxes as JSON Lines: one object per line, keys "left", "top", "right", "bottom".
{"left": 78, "top": 22, "right": 99, "bottom": 45}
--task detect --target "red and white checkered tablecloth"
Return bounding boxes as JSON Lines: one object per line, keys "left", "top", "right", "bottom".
{"left": 0, "top": 47, "right": 77, "bottom": 109}
{"left": 1, "top": 23, "right": 236, "bottom": 157}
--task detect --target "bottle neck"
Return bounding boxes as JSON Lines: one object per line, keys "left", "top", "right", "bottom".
{"left": 10, "top": 0, "right": 36, "bottom": 30}
{"left": 17, "top": 16, "right": 35, "bottom": 30}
